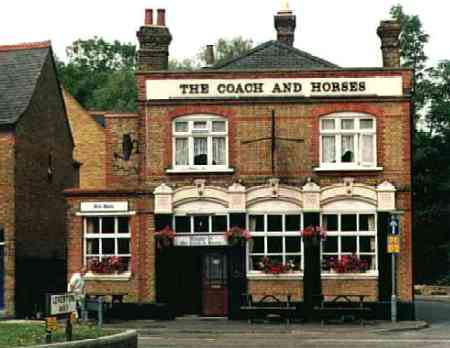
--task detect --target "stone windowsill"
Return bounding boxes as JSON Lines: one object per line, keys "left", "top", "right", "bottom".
{"left": 247, "top": 272, "right": 378, "bottom": 280}
{"left": 84, "top": 272, "right": 132, "bottom": 281}
{"left": 166, "top": 167, "right": 235, "bottom": 174}
{"left": 314, "top": 166, "right": 383, "bottom": 172}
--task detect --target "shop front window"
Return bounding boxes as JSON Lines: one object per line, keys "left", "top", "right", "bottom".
{"left": 321, "top": 213, "right": 377, "bottom": 273}
{"left": 248, "top": 214, "right": 303, "bottom": 273}
{"left": 174, "top": 215, "right": 229, "bottom": 234}
{"left": 84, "top": 217, "right": 131, "bottom": 273}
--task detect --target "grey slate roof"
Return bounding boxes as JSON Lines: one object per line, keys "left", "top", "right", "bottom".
{"left": 213, "top": 40, "right": 339, "bottom": 70}
{"left": 0, "top": 45, "right": 50, "bottom": 125}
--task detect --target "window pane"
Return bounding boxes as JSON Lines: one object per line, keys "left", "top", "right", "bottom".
{"left": 360, "top": 119, "right": 374, "bottom": 130}
{"left": 251, "top": 256, "right": 264, "bottom": 271}
{"left": 102, "top": 239, "right": 115, "bottom": 254}
{"left": 194, "top": 216, "right": 209, "bottom": 233}
{"left": 175, "top": 138, "right": 189, "bottom": 165}
{"left": 341, "top": 135, "right": 355, "bottom": 163}
{"left": 212, "top": 216, "right": 227, "bottom": 233}
{"left": 359, "top": 214, "right": 375, "bottom": 231}
{"left": 175, "top": 122, "right": 188, "bottom": 132}
{"left": 118, "top": 217, "right": 129, "bottom": 233}
{"left": 341, "top": 215, "right": 357, "bottom": 231}
{"left": 193, "top": 121, "right": 207, "bottom": 130}
{"left": 86, "top": 239, "right": 99, "bottom": 254}
{"left": 102, "top": 217, "right": 115, "bottom": 234}
{"left": 249, "top": 215, "right": 264, "bottom": 232}
{"left": 341, "top": 236, "right": 357, "bottom": 253}
{"left": 194, "top": 138, "right": 208, "bottom": 165}
{"left": 175, "top": 216, "right": 191, "bottom": 233}
{"left": 285, "top": 215, "right": 301, "bottom": 231}
{"left": 87, "top": 218, "right": 100, "bottom": 234}
{"left": 212, "top": 121, "right": 226, "bottom": 132}
{"left": 360, "top": 236, "right": 376, "bottom": 253}
{"left": 322, "top": 136, "right": 336, "bottom": 163}
{"left": 250, "top": 237, "right": 264, "bottom": 253}
{"left": 267, "top": 215, "right": 282, "bottom": 232}
{"left": 321, "top": 119, "right": 335, "bottom": 130}
{"left": 360, "top": 255, "right": 375, "bottom": 270}
{"left": 286, "top": 237, "right": 301, "bottom": 253}
{"left": 322, "top": 236, "right": 338, "bottom": 253}
{"left": 267, "top": 237, "right": 282, "bottom": 253}
{"left": 212, "top": 137, "right": 226, "bottom": 165}
{"left": 361, "top": 134, "right": 374, "bottom": 164}
{"left": 323, "top": 255, "right": 337, "bottom": 271}
{"left": 341, "top": 119, "right": 354, "bottom": 130}
{"left": 118, "top": 239, "right": 130, "bottom": 254}
{"left": 323, "top": 215, "right": 338, "bottom": 231}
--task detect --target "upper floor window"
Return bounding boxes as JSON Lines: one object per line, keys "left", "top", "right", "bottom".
{"left": 172, "top": 115, "right": 229, "bottom": 172}
{"left": 319, "top": 113, "right": 377, "bottom": 170}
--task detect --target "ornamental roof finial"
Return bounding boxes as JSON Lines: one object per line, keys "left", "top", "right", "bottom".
{"left": 280, "top": 0, "right": 291, "bottom": 13}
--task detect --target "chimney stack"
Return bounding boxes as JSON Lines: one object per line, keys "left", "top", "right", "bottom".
{"left": 274, "top": 1, "right": 296, "bottom": 47}
{"left": 136, "top": 8, "right": 172, "bottom": 71}
{"left": 205, "top": 45, "right": 215, "bottom": 67}
{"left": 377, "top": 20, "right": 401, "bottom": 68}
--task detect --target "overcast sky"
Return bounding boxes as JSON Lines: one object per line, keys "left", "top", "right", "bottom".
{"left": 0, "top": 0, "right": 448, "bottom": 68}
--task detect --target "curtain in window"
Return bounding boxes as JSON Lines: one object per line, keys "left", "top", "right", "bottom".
{"left": 194, "top": 137, "right": 208, "bottom": 165}
{"left": 248, "top": 217, "right": 258, "bottom": 271}
{"left": 361, "top": 134, "right": 374, "bottom": 164}
{"left": 341, "top": 135, "right": 354, "bottom": 162}
{"left": 322, "top": 136, "right": 336, "bottom": 163}
{"left": 175, "top": 138, "right": 189, "bottom": 165}
{"left": 367, "top": 215, "right": 375, "bottom": 231}
{"left": 212, "top": 137, "right": 226, "bottom": 165}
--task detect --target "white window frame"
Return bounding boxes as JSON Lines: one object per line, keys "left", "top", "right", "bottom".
{"left": 171, "top": 115, "right": 230, "bottom": 173}
{"left": 83, "top": 216, "right": 132, "bottom": 273}
{"left": 320, "top": 212, "right": 378, "bottom": 275}
{"left": 173, "top": 214, "right": 230, "bottom": 235}
{"left": 247, "top": 213, "right": 304, "bottom": 275}
{"left": 318, "top": 112, "right": 380, "bottom": 171}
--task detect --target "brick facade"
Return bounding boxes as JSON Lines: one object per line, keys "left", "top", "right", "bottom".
{"left": 65, "top": 8, "right": 413, "bottom": 319}
{"left": 0, "top": 43, "right": 74, "bottom": 317}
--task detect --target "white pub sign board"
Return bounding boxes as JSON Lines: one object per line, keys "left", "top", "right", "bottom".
{"left": 146, "top": 76, "right": 403, "bottom": 100}
{"left": 48, "top": 294, "right": 77, "bottom": 316}
{"left": 80, "top": 201, "right": 128, "bottom": 212}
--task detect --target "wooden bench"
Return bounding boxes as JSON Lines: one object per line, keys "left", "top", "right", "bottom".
{"left": 314, "top": 294, "right": 372, "bottom": 325}
{"left": 240, "top": 294, "right": 297, "bottom": 324}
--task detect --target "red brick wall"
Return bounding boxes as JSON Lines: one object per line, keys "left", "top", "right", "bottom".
{"left": 0, "top": 131, "right": 16, "bottom": 316}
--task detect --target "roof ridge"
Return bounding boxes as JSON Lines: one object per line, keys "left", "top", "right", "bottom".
{"left": 0, "top": 40, "right": 51, "bottom": 52}
{"left": 212, "top": 41, "right": 274, "bottom": 69}
{"left": 273, "top": 40, "right": 339, "bottom": 68}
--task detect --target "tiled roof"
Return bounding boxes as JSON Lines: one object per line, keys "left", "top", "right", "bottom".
{"left": 0, "top": 41, "right": 51, "bottom": 125}
{"left": 213, "top": 40, "right": 339, "bottom": 70}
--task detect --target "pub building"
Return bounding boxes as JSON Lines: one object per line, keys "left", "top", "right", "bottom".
{"left": 65, "top": 4, "right": 414, "bottom": 320}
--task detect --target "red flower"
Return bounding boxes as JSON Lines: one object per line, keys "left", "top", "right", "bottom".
{"left": 300, "top": 225, "right": 327, "bottom": 240}
{"left": 225, "top": 227, "right": 252, "bottom": 245}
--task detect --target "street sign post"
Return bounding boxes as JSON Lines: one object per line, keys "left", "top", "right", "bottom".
{"left": 45, "top": 293, "right": 77, "bottom": 343}
{"left": 389, "top": 215, "right": 400, "bottom": 323}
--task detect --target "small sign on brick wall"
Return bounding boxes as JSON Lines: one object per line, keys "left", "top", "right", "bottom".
{"left": 80, "top": 201, "right": 128, "bottom": 212}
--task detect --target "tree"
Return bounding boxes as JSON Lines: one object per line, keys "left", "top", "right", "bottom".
{"left": 57, "top": 37, "right": 138, "bottom": 112}
{"left": 198, "top": 37, "right": 253, "bottom": 66}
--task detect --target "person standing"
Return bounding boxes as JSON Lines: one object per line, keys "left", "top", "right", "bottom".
{"left": 68, "top": 266, "right": 87, "bottom": 320}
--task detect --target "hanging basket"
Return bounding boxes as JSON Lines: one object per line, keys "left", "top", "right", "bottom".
{"left": 155, "top": 226, "right": 176, "bottom": 249}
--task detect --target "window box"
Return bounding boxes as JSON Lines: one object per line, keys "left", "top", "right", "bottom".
{"left": 84, "top": 272, "right": 132, "bottom": 282}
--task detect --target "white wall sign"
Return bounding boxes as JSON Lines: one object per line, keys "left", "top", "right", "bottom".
{"left": 173, "top": 235, "right": 228, "bottom": 247}
{"left": 48, "top": 294, "right": 77, "bottom": 316}
{"left": 80, "top": 202, "right": 128, "bottom": 212}
{"left": 146, "top": 76, "right": 403, "bottom": 100}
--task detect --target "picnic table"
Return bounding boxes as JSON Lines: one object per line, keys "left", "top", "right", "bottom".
{"left": 315, "top": 294, "right": 373, "bottom": 325}
{"left": 240, "top": 293, "right": 297, "bottom": 324}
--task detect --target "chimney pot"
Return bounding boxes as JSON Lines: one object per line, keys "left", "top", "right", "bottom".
{"left": 157, "top": 9, "right": 166, "bottom": 26}
{"left": 205, "top": 45, "right": 215, "bottom": 66}
{"left": 274, "top": 8, "right": 296, "bottom": 47}
{"left": 145, "top": 9, "right": 153, "bottom": 25}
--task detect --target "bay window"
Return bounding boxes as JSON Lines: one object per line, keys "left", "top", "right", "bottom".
{"left": 320, "top": 113, "right": 377, "bottom": 169}
{"left": 172, "top": 115, "right": 229, "bottom": 171}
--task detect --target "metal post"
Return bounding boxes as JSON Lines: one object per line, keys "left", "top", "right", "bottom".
{"left": 391, "top": 253, "right": 397, "bottom": 322}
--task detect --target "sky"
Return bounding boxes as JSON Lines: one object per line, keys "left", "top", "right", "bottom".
{"left": 0, "top": 0, "right": 448, "bottom": 68}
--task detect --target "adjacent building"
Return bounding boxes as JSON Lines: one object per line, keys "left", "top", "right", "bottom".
{"left": 65, "top": 6, "right": 414, "bottom": 319}
{"left": 0, "top": 41, "right": 75, "bottom": 316}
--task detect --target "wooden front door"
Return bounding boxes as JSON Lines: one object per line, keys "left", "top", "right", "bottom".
{"left": 202, "top": 252, "right": 228, "bottom": 316}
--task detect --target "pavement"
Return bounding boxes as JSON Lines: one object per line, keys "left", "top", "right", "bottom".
{"left": 102, "top": 316, "right": 429, "bottom": 336}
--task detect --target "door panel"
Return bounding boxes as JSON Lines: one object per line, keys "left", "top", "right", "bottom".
{"left": 202, "top": 252, "right": 228, "bottom": 316}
